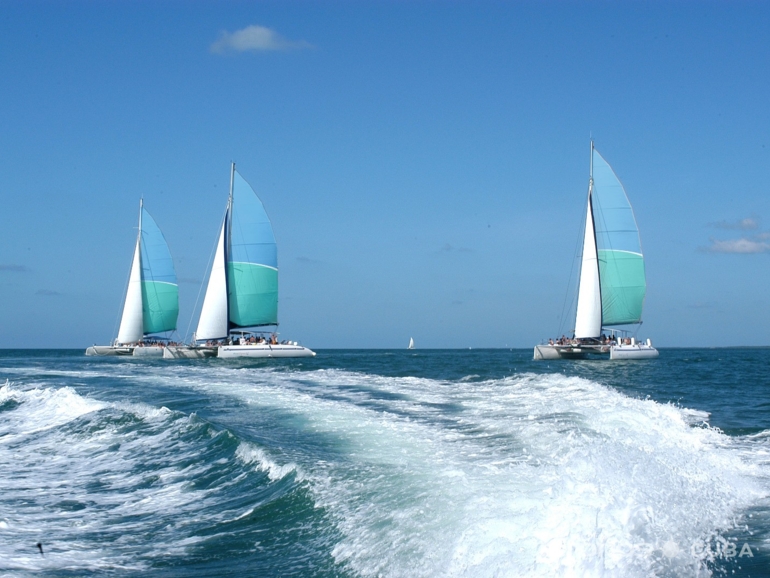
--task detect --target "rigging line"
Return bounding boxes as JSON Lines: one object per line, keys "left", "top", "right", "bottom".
{"left": 184, "top": 204, "right": 230, "bottom": 343}
{"left": 113, "top": 224, "right": 140, "bottom": 344}
{"left": 557, "top": 196, "right": 587, "bottom": 337}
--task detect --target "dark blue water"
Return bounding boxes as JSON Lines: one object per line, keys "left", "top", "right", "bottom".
{"left": 1, "top": 348, "right": 769, "bottom": 576}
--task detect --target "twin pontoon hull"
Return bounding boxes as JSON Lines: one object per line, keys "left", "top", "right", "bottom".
{"left": 609, "top": 343, "right": 659, "bottom": 360}
{"left": 132, "top": 346, "right": 164, "bottom": 358}
{"left": 163, "top": 346, "right": 218, "bottom": 359}
{"left": 85, "top": 345, "right": 170, "bottom": 357}
{"left": 85, "top": 345, "right": 134, "bottom": 356}
{"left": 218, "top": 344, "right": 316, "bottom": 358}
{"left": 534, "top": 343, "right": 658, "bottom": 360}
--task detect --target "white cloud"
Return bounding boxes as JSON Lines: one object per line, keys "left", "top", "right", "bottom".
{"left": 708, "top": 217, "right": 760, "bottom": 230}
{"left": 210, "top": 25, "right": 312, "bottom": 54}
{"left": 0, "top": 264, "right": 28, "bottom": 272}
{"left": 705, "top": 237, "right": 770, "bottom": 254}
{"left": 437, "top": 243, "right": 473, "bottom": 254}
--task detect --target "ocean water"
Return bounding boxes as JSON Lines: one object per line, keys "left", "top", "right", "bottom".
{"left": 1, "top": 348, "right": 769, "bottom": 577}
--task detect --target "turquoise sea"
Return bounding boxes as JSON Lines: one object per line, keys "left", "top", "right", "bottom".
{"left": 1, "top": 348, "right": 769, "bottom": 577}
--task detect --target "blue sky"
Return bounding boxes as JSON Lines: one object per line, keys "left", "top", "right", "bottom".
{"left": 1, "top": 1, "right": 769, "bottom": 348}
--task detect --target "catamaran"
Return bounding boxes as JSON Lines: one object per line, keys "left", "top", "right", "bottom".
{"left": 86, "top": 200, "right": 179, "bottom": 357}
{"left": 164, "top": 163, "right": 314, "bottom": 359}
{"left": 534, "top": 142, "right": 658, "bottom": 361}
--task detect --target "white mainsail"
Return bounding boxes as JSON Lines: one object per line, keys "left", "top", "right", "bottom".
{"left": 195, "top": 218, "right": 230, "bottom": 341}
{"left": 117, "top": 228, "right": 144, "bottom": 344}
{"left": 574, "top": 190, "right": 602, "bottom": 338}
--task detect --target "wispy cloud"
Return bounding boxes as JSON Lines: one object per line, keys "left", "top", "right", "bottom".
{"left": 36, "top": 289, "right": 61, "bottom": 296}
{"left": 0, "top": 264, "right": 28, "bottom": 272}
{"left": 210, "top": 25, "right": 313, "bottom": 54}
{"left": 297, "top": 256, "right": 322, "bottom": 265}
{"left": 703, "top": 215, "right": 770, "bottom": 253}
{"left": 436, "top": 243, "right": 473, "bottom": 254}
{"left": 704, "top": 237, "right": 770, "bottom": 254}
{"left": 708, "top": 217, "right": 760, "bottom": 230}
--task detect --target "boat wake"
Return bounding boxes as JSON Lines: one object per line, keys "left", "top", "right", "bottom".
{"left": 167, "top": 367, "right": 770, "bottom": 577}
{"left": 1, "top": 366, "right": 769, "bottom": 576}
{"left": 0, "top": 380, "right": 314, "bottom": 574}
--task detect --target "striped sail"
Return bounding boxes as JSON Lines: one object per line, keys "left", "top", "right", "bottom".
{"left": 139, "top": 206, "right": 179, "bottom": 334}
{"left": 117, "top": 201, "right": 178, "bottom": 343}
{"left": 591, "top": 148, "right": 646, "bottom": 327}
{"left": 227, "top": 170, "right": 278, "bottom": 327}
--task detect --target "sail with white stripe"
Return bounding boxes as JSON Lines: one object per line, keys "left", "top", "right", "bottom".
{"left": 574, "top": 143, "right": 647, "bottom": 338}
{"left": 117, "top": 201, "right": 179, "bottom": 343}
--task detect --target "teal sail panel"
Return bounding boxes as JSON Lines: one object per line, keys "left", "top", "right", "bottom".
{"left": 139, "top": 206, "right": 179, "bottom": 334}
{"left": 591, "top": 148, "right": 646, "bottom": 326}
{"left": 227, "top": 170, "right": 278, "bottom": 327}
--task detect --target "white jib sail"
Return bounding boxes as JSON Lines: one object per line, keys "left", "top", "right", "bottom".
{"left": 574, "top": 195, "right": 602, "bottom": 338}
{"left": 196, "top": 219, "right": 229, "bottom": 341}
{"left": 117, "top": 238, "right": 144, "bottom": 344}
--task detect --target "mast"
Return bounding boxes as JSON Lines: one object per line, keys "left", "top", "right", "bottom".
{"left": 117, "top": 199, "right": 145, "bottom": 344}
{"left": 590, "top": 141, "right": 602, "bottom": 329}
{"left": 138, "top": 198, "right": 144, "bottom": 338}
{"left": 225, "top": 162, "right": 235, "bottom": 337}
{"left": 573, "top": 141, "right": 602, "bottom": 338}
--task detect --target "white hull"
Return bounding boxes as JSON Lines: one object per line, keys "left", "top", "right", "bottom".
{"left": 218, "top": 344, "right": 316, "bottom": 358}
{"left": 132, "top": 346, "right": 164, "bottom": 358}
{"left": 85, "top": 345, "right": 134, "bottom": 356}
{"left": 163, "top": 346, "right": 217, "bottom": 359}
{"left": 534, "top": 344, "right": 610, "bottom": 360}
{"left": 610, "top": 344, "right": 659, "bottom": 360}
{"left": 534, "top": 342, "right": 658, "bottom": 361}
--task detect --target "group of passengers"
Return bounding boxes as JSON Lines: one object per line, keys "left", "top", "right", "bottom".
{"left": 202, "top": 334, "right": 289, "bottom": 346}
{"left": 126, "top": 340, "right": 182, "bottom": 347}
{"left": 548, "top": 334, "right": 634, "bottom": 346}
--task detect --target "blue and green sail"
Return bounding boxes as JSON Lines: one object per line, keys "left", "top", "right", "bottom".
{"left": 139, "top": 207, "right": 179, "bottom": 334}
{"left": 591, "top": 149, "right": 646, "bottom": 326}
{"left": 227, "top": 170, "right": 278, "bottom": 328}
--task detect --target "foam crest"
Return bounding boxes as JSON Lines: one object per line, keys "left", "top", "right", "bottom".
{"left": 0, "top": 380, "right": 293, "bottom": 573}
{"left": 0, "top": 381, "right": 105, "bottom": 439}
{"left": 181, "top": 367, "right": 770, "bottom": 577}
{"left": 236, "top": 441, "right": 300, "bottom": 481}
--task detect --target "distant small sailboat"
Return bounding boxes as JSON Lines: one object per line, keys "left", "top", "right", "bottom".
{"left": 408, "top": 337, "right": 415, "bottom": 349}
{"left": 165, "top": 163, "right": 314, "bottom": 359}
{"left": 534, "top": 142, "right": 658, "bottom": 361}
{"left": 86, "top": 200, "right": 179, "bottom": 357}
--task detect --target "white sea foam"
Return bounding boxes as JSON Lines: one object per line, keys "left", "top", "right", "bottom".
{"left": 0, "top": 381, "right": 286, "bottom": 573}
{"left": 0, "top": 381, "right": 106, "bottom": 439}
{"left": 236, "top": 441, "right": 300, "bottom": 481}
{"left": 6, "top": 361, "right": 768, "bottom": 577}
{"left": 172, "top": 366, "right": 770, "bottom": 577}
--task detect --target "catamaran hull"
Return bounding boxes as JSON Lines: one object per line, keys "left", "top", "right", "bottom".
{"left": 534, "top": 343, "right": 659, "bottom": 360}
{"left": 609, "top": 344, "right": 659, "bottom": 360}
{"left": 85, "top": 345, "right": 134, "bottom": 356}
{"left": 533, "top": 344, "right": 610, "bottom": 360}
{"left": 132, "top": 346, "right": 164, "bottom": 358}
{"left": 163, "top": 346, "right": 217, "bottom": 359}
{"left": 218, "top": 344, "right": 316, "bottom": 358}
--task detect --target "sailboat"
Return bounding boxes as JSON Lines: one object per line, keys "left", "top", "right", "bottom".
{"left": 534, "top": 142, "right": 658, "bottom": 361}
{"left": 86, "top": 200, "right": 179, "bottom": 357}
{"left": 408, "top": 337, "right": 415, "bottom": 349}
{"left": 164, "top": 163, "right": 314, "bottom": 359}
